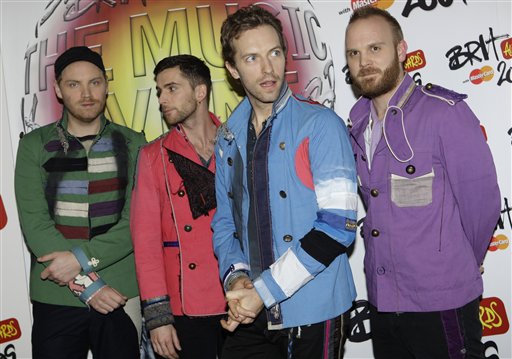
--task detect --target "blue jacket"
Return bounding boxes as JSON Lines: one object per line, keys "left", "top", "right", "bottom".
{"left": 212, "top": 84, "right": 358, "bottom": 328}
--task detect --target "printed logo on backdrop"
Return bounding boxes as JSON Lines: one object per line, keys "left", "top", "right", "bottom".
{"left": 347, "top": 299, "right": 371, "bottom": 343}
{"left": 350, "top": 0, "right": 394, "bottom": 11}
{"left": 0, "top": 195, "right": 7, "bottom": 230}
{"left": 484, "top": 340, "right": 501, "bottom": 359}
{"left": 480, "top": 297, "right": 510, "bottom": 337}
{"left": 401, "top": 0, "right": 467, "bottom": 18}
{"left": 496, "top": 197, "right": 512, "bottom": 232}
{"left": 404, "top": 49, "right": 427, "bottom": 73}
{"left": 445, "top": 27, "right": 511, "bottom": 86}
{"left": 488, "top": 234, "right": 509, "bottom": 252}
{"left": 22, "top": 0, "right": 336, "bottom": 141}
{"left": 0, "top": 344, "right": 16, "bottom": 359}
{"left": 0, "top": 318, "right": 21, "bottom": 344}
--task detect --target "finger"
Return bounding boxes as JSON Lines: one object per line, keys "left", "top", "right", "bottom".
{"left": 234, "top": 304, "right": 257, "bottom": 319}
{"left": 227, "top": 299, "right": 241, "bottom": 319}
{"left": 221, "top": 318, "right": 239, "bottom": 332}
{"left": 110, "top": 287, "right": 129, "bottom": 301}
{"left": 162, "top": 339, "right": 178, "bottom": 359}
{"left": 171, "top": 328, "right": 182, "bottom": 351}
{"left": 89, "top": 300, "right": 109, "bottom": 314}
{"left": 40, "top": 267, "right": 51, "bottom": 280}
{"left": 37, "top": 253, "right": 55, "bottom": 263}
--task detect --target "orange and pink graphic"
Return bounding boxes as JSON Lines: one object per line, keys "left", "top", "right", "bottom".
{"left": 22, "top": 1, "right": 335, "bottom": 141}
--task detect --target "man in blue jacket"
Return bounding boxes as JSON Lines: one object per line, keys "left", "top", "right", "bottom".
{"left": 345, "top": 7, "right": 500, "bottom": 358}
{"left": 212, "top": 5, "right": 358, "bottom": 358}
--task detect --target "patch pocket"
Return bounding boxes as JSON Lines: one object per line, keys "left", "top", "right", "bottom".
{"left": 391, "top": 169, "right": 434, "bottom": 207}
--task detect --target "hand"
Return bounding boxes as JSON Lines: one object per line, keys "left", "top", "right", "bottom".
{"left": 150, "top": 324, "right": 181, "bottom": 359}
{"left": 221, "top": 287, "right": 264, "bottom": 332}
{"left": 39, "top": 251, "right": 81, "bottom": 285}
{"left": 88, "top": 286, "right": 127, "bottom": 314}
{"left": 220, "top": 276, "right": 253, "bottom": 331}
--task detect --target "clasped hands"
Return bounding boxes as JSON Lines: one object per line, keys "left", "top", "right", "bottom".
{"left": 38, "top": 251, "right": 126, "bottom": 314}
{"left": 221, "top": 277, "right": 264, "bottom": 332}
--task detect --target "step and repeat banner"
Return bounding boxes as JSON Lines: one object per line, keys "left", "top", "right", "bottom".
{"left": 1, "top": 1, "right": 510, "bottom": 358}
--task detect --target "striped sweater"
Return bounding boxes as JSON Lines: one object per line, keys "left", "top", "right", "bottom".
{"left": 15, "top": 112, "right": 146, "bottom": 307}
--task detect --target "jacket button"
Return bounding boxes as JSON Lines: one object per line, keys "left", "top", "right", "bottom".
{"left": 178, "top": 190, "right": 185, "bottom": 197}
{"left": 279, "top": 190, "right": 287, "bottom": 198}
{"left": 283, "top": 234, "right": 293, "bottom": 242}
{"left": 233, "top": 232, "right": 239, "bottom": 239}
{"left": 184, "top": 225, "right": 192, "bottom": 232}
{"left": 425, "top": 83, "right": 433, "bottom": 90}
{"left": 19, "top": 132, "right": 25, "bottom": 139}
{"left": 227, "top": 157, "right": 233, "bottom": 166}
{"left": 228, "top": 191, "right": 234, "bottom": 198}
{"left": 406, "top": 165, "right": 416, "bottom": 174}
{"left": 377, "top": 267, "right": 385, "bottom": 275}
{"left": 391, "top": 109, "right": 397, "bottom": 115}
{"left": 189, "top": 263, "right": 196, "bottom": 270}
{"left": 370, "top": 189, "right": 379, "bottom": 197}
{"left": 361, "top": 155, "right": 367, "bottom": 162}
{"left": 371, "top": 229, "right": 380, "bottom": 237}
{"left": 279, "top": 142, "right": 285, "bottom": 150}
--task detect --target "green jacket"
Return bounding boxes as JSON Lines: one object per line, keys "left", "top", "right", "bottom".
{"left": 15, "top": 112, "right": 146, "bottom": 307}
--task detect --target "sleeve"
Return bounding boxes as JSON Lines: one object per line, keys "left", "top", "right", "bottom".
{"left": 211, "top": 139, "right": 250, "bottom": 290}
{"left": 439, "top": 102, "right": 500, "bottom": 265}
{"left": 71, "top": 132, "right": 147, "bottom": 272}
{"left": 130, "top": 144, "right": 169, "bottom": 301}
{"left": 14, "top": 132, "right": 75, "bottom": 256}
{"left": 253, "top": 109, "right": 359, "bottom": 308}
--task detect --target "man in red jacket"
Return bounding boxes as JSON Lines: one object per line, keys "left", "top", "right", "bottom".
{"left": 131, "top": 55, "right": 226, "bottom": 359}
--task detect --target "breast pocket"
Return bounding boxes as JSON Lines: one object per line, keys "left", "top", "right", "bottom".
{"left": 389, "top": 153, "right": 434, "bottom": 208}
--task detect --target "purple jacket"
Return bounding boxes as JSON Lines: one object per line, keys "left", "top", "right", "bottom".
{"left": 349, "top": 74, "right": 500, "bottom": 312}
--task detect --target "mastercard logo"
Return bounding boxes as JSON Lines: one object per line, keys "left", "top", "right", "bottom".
{"left": 351, "top": 0, "right": 394, "bottom": 11}
{"left": 404, "top": 49, "right": 426, "bottom": 72}
{"left": 0, "top": 195, "right": 7, "bottom": 230}
{"left": 469, "top": 66, "right": 494, "bottom": 85}
{"left": 501, "top": 38, "right": 512, "bottom": 60}
{"left": 488, "top": 234, "right": 509, "bottom": 252}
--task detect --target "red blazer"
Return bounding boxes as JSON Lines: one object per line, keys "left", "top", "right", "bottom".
{"left": 131, "top": 113, "right": 225, "bottom": 316}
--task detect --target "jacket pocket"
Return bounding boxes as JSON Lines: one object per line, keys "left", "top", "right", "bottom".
{"left": 389, "top": 152, "right": 434, "bottom": 208}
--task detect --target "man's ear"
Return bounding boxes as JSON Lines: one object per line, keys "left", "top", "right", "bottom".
{"left": 54, "top": 80, "right": 63, "bottom": 100}
{"left": 225, "top": 61, "right": 240, "bottom": 80}
{"left": 397, "top": 40, "right": 408, "bottom": 63}
{"left": 195, "top": 83, "right": 208, "bottom": 103}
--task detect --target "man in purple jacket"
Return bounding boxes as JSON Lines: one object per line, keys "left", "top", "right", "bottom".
{"left": 345, "top": 7, "right": 500, "bottom": 359}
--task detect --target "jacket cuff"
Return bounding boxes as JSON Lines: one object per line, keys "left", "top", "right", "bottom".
{"left": 71, "top": 246, "right": 95, "bottom": 273}
{"left": 253, "top": 276, "right": 276, "bottom": 308}
{"left": 142, "top": 296, "right": 175, "bottom": 331}
{"left": 66, "top": 272, "right": 107, "bottom": 304}
{"left": 222, "top": 263, "right": 250, "bottom": 290}
{"left": 225, "top": 270, "right": 250, "bottom": 292}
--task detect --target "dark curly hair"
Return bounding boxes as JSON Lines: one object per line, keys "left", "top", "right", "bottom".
{"left": 153, "top": 55, "right": 212, "bottom": 103}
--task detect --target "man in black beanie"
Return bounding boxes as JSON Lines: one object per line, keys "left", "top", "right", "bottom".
{"left": 15, "top": 46, "right": 146, "bottom": 358}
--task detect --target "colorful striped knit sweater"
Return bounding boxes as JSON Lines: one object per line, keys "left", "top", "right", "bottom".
{"left": 15, "top": 112, "right": 146, "bottom": 307}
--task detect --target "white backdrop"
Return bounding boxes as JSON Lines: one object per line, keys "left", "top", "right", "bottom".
{"left": 0, "top": 1, "right": 510, "bottom": 358}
